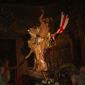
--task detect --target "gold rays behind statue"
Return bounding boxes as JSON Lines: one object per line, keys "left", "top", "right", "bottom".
{"left": 26, "top": 11, "right": 69, "bottom": 73}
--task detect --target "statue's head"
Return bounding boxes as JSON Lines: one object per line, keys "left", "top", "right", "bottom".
{"left": 27, "top": 26, "right": 40, "bottom": 38}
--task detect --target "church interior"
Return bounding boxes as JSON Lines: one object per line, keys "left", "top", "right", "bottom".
{"left": 0, "top": 0, "right": 85, "bottom": 85}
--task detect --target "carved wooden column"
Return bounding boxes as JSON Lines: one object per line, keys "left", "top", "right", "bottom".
{"left": 16, "top": 38, "right": 24, "bottom": 85}
{"left": 80, "top": 31, "right": 85, "bottom": 64}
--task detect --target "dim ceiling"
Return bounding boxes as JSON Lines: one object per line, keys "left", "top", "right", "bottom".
{"left": 0, "top": 0, "right": 83, "bottom": 6}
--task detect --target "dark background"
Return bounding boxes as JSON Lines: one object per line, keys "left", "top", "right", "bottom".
{"left": 0, "top": 0, "right": 85, "bottom": 69}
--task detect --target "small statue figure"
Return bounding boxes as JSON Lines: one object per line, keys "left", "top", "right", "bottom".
{"left": 26, "top": 10, "right": 69, "bottom": 74}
